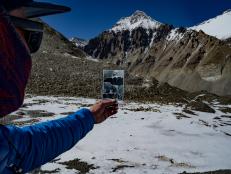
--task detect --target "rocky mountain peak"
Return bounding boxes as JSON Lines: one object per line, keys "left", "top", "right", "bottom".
{"left": 130, "top": 10, "right": 152, "bottom": 22}
{"left": 70, "top": 37, "right": 88, "bottom": 48}
{"left": 111, "top": 10, "right": 162, "bottom": 32}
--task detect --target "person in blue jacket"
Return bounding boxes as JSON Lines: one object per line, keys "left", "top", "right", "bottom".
{"left": 0, "top": 1, "right": 118, "bottom": 173}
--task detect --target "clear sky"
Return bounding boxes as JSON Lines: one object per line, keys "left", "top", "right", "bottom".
{"left": 39, "top": 0, "right": 231, "bottom": 40}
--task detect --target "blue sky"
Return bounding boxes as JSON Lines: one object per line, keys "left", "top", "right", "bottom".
{"left": 39, "top": 0, "right": 231, "bottom": 40}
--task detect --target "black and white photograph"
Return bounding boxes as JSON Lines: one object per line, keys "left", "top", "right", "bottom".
{"left": 102, "top": 70, "right": 124, "bottom": 101}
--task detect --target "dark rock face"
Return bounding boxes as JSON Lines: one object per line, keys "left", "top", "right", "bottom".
{"left": 185, "top": 101, "right": 216, "bottom": 113}
{"left": 84, "top": 24, "right": 173, "bottom": 59}
{"left": 225, "top": 37, "right": 231, "bottom": 46}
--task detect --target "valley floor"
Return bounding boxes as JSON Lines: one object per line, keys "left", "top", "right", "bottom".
{"left": 6, "top": 95, "right": 231, "bottom": 174}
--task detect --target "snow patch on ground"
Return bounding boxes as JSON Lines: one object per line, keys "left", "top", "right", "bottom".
{"left": 86, "top": 56, "right": 99, "bottom": 62}
{"left": 202, "top": 75, "right": 222, "bottom": 82}
{"left": 63, "top": 52, "right": 80, "bottom": 59}
{"left": 17, "top": 95, "right": 231, "bottom": 174}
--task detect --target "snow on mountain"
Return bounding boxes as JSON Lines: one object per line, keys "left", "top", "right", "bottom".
{"left": 166, "top": 28, "right": 185, "bottom": 42}
{"left": 190, "top": 9, "right": 231, "bottom": 40}
{"left": 111, "top": 10, "right": 162, "bottom": 32}
{"left": 70, "top": 37, "right": 88, "bottom": 48}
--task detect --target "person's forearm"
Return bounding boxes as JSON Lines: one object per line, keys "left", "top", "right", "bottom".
{"left": 4, "top": 108, "right": 95, "bottom": 173}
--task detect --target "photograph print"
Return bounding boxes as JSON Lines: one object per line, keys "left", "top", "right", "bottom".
{"left": 102, "top": 70, "right": 124, "bottom": 101}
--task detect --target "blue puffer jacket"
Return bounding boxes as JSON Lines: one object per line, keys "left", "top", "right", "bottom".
{"left": 0, "top": 109, "right": 95, "bottom": 173}
{"left": 0, "top": 6, "right": 95, "bottom": 174}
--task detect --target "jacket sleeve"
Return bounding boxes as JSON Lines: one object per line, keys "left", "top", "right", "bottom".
{"left": 4, "top": 108, "right": 95, "bottom": 173}
{"left": 0, "top": 7, "right": 32, "bottom": 117}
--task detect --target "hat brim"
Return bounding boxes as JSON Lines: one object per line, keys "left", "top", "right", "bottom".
{"left": 23, "top": 2, "right": 71, "bottom": 18}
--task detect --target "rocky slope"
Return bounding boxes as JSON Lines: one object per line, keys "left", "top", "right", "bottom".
{"left": 225, "top": 37, "right": 231, "bottom": 46}
{"left": 84, "top": 10, "right": 231, "bottom": 96}
{"left": 27, "top": 22, "right": 103, "bottom": 98}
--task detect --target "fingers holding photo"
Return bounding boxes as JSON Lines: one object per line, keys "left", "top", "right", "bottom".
{"left": 90, "top": 99, "right": 119, "bottom": 124}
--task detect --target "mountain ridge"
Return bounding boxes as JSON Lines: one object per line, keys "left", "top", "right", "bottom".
{"left": 83, "top": 10, "right": 231, "bottom": 96}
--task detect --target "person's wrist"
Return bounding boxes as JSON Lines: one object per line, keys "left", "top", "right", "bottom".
{"left": 85, "top": 108, "right": 96, "bottom": 124}
{"left": 89, "top": 108, "right": 97, "bottom": 123}
{"left": 78, "top": 108, "right": 96, "bottom": 124}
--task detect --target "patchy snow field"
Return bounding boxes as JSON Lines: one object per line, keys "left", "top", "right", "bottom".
{"left": 14, "top": 95, "right": 231, "bottom": 174}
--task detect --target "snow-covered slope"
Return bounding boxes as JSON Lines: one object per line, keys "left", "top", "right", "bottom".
{"left": 12, "top": 95, "right": 230, "bottom": 174}
{"left": 111, "top": 10, "right": 162, "bottom": 32}
{"left": 190, "top": 9, "right": 231, "bottom": 40}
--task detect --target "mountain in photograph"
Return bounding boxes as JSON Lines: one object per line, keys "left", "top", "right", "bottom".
{"left": 84, "top": 10, "right": 231, "bottom": 96}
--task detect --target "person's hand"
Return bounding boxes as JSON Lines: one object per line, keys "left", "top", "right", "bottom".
{"left": 90, "top": 99, "right": 118, "bottom": 124}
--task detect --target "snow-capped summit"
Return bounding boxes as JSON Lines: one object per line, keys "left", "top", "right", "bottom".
{"left": 190, "top": 9, "right": 231, "bottom": 40}
{"left": 70, "top": 37, "right": 88, "bottom": 48}
{"left": 111, "top": 10, "right": 162, "bottom": 32}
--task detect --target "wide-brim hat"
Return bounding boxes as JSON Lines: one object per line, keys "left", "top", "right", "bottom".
{"left": 4, "top": 0, "right": 71, "bottom": 18}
